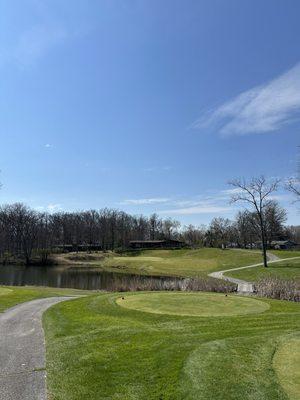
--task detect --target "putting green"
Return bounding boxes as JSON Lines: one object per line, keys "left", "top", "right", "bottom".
{"left": 116, "top": 292, "right": 270, "bottom": 317}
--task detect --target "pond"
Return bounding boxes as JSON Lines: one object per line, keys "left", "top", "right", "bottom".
{"left": 0, "top": 265, "right": 175, "bottom": 291}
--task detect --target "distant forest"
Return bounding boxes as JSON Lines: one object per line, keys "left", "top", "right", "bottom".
{"left": 0, "top": 202, "right": 299, "bottom": 265}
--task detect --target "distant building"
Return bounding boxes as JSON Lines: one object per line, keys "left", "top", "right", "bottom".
{"left": 270, "top": 240, "right": 298, "bottom": 250}
{"left": 253, "top": 240, "right": 299, "bottom": 250}
{"left": 129, "top": 239, "right": 186, "bottom": 250}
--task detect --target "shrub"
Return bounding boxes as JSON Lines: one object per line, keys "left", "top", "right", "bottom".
{"left": 106, "top": 275, "right": 236, "bottom": 293}
{"left": 255, "top": 277, "right": 300, "bottom": 302}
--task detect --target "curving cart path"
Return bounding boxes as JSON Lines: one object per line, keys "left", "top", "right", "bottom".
{"left": 0, "top": 296, "right": 76, "bottom": 400}
{"left": 209, "top": 253, "right": 300, "bottom": 293}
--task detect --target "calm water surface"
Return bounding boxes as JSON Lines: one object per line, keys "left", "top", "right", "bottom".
{"left": 0, "top": 265, "right": 171, "bottom": 290}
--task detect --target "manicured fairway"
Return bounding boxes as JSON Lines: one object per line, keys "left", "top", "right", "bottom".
{"left": 57, "top": 248, "right": 264, "bottom": 277}
{"left": 273, "top": 334, "right": 300, "bottom": 400}
{"left": 226, "top": 258, "right": 300, "bottom": 282}
{"left": 44, "top": 292, "right": 300, "bottom": 400}
{"left": 116, "top": 292, "right": 270, "bottom": 316}
{"left": 0, "top": 286, "right": 89, "bottom": 312}
{"left": 269, "top": 251, "right": 300, "bottom": 259}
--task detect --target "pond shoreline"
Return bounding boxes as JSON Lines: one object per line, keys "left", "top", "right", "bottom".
{"left": 0, "top": 263, "right": 236, "bottom": 292}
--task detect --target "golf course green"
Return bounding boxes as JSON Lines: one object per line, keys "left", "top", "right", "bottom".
{"left": 116, "top": 292, "right": 270, "bottom": 316}
{"left": 43, "top": 291, "right": 300, "bottom": 400}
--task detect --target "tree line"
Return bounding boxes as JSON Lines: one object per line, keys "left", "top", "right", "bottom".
{"left": 0, "top": 204, "right": 182, "bottom": 264}
{"left": 0, "top": 199, "right": 298, "bottom": 265}
{"left": 0, "top": 175, "right": 299, "bottom": 265}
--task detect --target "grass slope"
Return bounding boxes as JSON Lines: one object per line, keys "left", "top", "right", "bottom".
{"left": 55, "top": 248, "right": 263, "bottom": 277}
{"left": 44, "top": 292, "right": 300, "bottom": 400}
{"left": 269, "top": 250, "right": 300, "bottom": 259}
{"left": 0, "top": 286, "right": 89, "bottom": 313}
{"left": 227, "top": 258, "right": 300, "bottom": 282}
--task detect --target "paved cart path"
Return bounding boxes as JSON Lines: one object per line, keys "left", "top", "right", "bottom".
{"left": 0, "top": 297, "right": 76, "bottom": 400}
{"left": 209, "top": 253, "right": 300, "bottom": 293}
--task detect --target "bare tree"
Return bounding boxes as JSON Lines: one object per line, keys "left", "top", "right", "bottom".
{"left": 286, "top": 178, "right": 300, "bottom": 201}
{"left": 235, "top": 210, "right": 257, "bottom": 248}
{"left": 228, "top": 176, "right": 280, "bottom": 267}
{"left": 162, "top": 218, "right": 180, "bottom": 239}
{"left": 181, "top": 224, "right": 206, "bottom": 247}
{"left": 149, "top": 214, "right": 162, "bottom": 240}
{"left": 209, "top": 217, "right": 232, "bottom": 248}
{"left": 264, "top": 201, "right": 287, "bottom": 245}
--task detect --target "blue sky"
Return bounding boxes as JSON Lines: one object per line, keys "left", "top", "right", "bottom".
{"left": 0, "top": 0, "right": 299, "bottom": 225}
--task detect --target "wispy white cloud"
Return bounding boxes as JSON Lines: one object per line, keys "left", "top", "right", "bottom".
{"left": 47, "top": 203, "right": 62, "bottom": 212}
{"left": 45, "top": 143, "right": 53, "bottom": 148}
{"left": 0, "top": 0, "right": 92, "bottom": 70}
{"left": 143, "top": 166, "right": 172, "bottom": 173}
{"left": 35, "top": 203, "right": 62, "bottom": 213}
{"left": 121, "top": 192, "right": 233, "bottom": 214}
{"left": 120, "top": 185, "right": 296, "bottom": 217}
{"left": 121, "top": 198, "right": 171, "bottom": 205}
{"left": 0, "top": 22, "right": 69, "bottom": 69}
{"left": 269, "top": 193, "right": 295, "bottom": 202}
{"left": 14, "top": 24, "right": 67, "bottom": 68}
{"left": 192, "top": 63, "right": 300, "bottom": 135}
{"left": 220, "top": 188, "right": 243, "bottom": 196}
{"left": 159, "top": 203, "right": 231, "bottom": 215}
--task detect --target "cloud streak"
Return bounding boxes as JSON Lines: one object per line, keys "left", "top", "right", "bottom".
{"left": 192, "top": 63, "right": 300, "bottom": 135}
{"left": 121, "top": 198, "right": 170, "bottom": 205}
{"left": 121, "top": 193, "right": 234, "bottom": 215}
{"left": 160, "top": 203, "right": 231, "bottom": 215}
{"left": 35, "top": 203, "right": 62, "bottom": 213}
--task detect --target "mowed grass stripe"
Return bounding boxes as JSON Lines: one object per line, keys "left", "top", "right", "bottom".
{"left": 273, "top": 334, "right": 300, "bottom": 400}
{"left": 181, "top": 336, "right": 288, "bottom": 400}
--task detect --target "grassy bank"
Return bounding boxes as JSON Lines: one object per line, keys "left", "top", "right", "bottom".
{"left": 53, "top": 248, "right": 263, "bottom": 277}
{"left": 269, "top": 250, "right": 300, "bottom": 259}
{"left": 0, "top": 286, "right": 90, "bottom": 312}
{"left": 227, "top": 258, "right": 300, "bottom": 282}
{"left": 44, "top": 292, "right": 300, "bottom": 400}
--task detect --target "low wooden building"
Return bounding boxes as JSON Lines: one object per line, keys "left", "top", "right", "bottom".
{"left": 129, "top": 239, "right": 186, "bottom": 250}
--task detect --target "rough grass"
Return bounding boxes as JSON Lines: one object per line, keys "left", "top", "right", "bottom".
{"left": 116, "top": 292, "right": 270, "bottom": 317}
{"left": 273, "top": 333, "right": 300, "bottom": 400}
{"left": 227, "top": 258, "right": 300, "bottom": 282}
{"left": 44, "top": 292, "right": 300, "bottom": 400}
{"left": 54, "top": 248, "right": 263, "bottom": 277}
{"left": 269, "top": 250, "right": 300, "bottom": 259}
{"left": 0, "top": 286, "right": 90, "bottom": 312}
